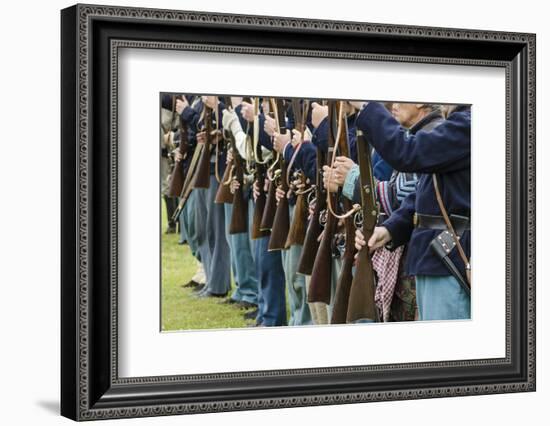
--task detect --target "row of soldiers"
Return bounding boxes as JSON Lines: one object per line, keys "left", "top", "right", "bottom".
{"left": 161, "top": 94, "right": 471, "bottom": 326}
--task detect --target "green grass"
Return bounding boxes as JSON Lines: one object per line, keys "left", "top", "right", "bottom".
{"left": 160, "top": 199, "right": 254, "bottom": 331}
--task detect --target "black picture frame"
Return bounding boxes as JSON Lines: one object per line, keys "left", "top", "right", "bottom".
{"left": 61, "top": 3, "right": 536, "bottom": 421}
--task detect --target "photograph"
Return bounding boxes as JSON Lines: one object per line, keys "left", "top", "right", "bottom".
{"left": 160, "top": 95, "right": 471, "bottom": 331}
{"left": 60, "top": 4, "right": 535, "bottom": 419}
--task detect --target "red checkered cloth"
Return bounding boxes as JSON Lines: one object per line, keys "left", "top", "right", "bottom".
{"left": 372, "top": 246, "right": 404, "bottom": 322}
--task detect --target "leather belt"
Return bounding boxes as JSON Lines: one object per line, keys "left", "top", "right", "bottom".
{"left": 415, "top": 213, "right": 470, "bottom": 235}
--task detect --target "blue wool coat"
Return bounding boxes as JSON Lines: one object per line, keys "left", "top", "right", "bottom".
{"left": 355, "top": 102, "right": 471, "bottom": 278}
{"left": 181, "top": 99, "right": 227, "bottom": 176}
{"left": 283, "top": 137, "right": 317, "bottom": 183}
{"left": 312, "top": 115, "right": 393, "bottom": 181}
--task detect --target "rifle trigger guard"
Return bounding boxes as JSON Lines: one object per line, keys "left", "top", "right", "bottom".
{"left": 319, "top": 209, "right": 328, "bottom": 227}
{"left": 354, "top": 210, "right": 364, "bottom": 228}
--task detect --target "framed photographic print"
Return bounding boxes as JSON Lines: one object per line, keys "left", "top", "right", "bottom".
{"left": 61, "top": 3, "right": 536, "bottom": 421}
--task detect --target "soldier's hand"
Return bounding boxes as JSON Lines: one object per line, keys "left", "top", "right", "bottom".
{"left": 275, "top": 187, "right": 285, "bottom": 204}
{"left": 202, "top": 96, "right": 218, "bottom": 110}
{"left": 291, "top": 129, "right": 303, "bottom": 147}
{"left": 240, "top": 101, "right": 255, "bottom": 123}
{"left": 322, "top": 165, "right": 340, "bottom": 193}
{"left": 264, "top": 115, "right": 277, "bottom": 137}
{"left": 367, "top": 227, "right": 391, "bottom": 253}
{"left": 354, "top": 229, "right": 366, "bottom": 252}
{"left": 333, "top": 156, "right": 356, "bottom": 184}
{"left": 174, "top": 150, "right": 183, "bottom": 163}
{"left": 210, "top": 129, "right": 222, "bottom": 145}
{"left": 196, "top": 131, "right": 206, "bottom": 145}
{"left": 226, "top": 148, "right": 234, "bottom": 165}
{"left": 292, "top": 177, "right": 305, "bottom": 191}
{"left": 317, "top": 229, "right": 324, "bottom": 243}
{"left": 230, "top": 179, "right": 240, "bottom": 195}
{"left": 175, "top": 97, "right": 189, "bottom": 114}
{"left": 311, "top": 102, "right": 328, "bottom": 128}
{"left": 273, "top": 130, "right": 291, "bottom": 154}
{"left": 308, "top": 199, "right": 316, "bottom": 219}
{"left": 252, "top": 180, "right": 260, "bottom": 201}
{"left": 230, "top": 97, "right": 243, "bottom": 108}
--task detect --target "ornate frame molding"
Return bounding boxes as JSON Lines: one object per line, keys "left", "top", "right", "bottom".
{"left": 61, "top": 4, "right": 536, "bottom": 421}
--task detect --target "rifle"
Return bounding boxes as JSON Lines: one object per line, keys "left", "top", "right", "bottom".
{"left": 285, "top": 99, "right": 310, "bottom": 248}
{"left": 267, "top": 98, "right": 291, "bottom": 251}
{"left": 225, "top": 97, "right": 249, "bottom": 234}
{"left": 250, "top": 98, "right": 270, "bottom": 239}
{"left": 297, "top": 104, "right": 327, "bottom": 275}
{"left": 192, "top": 104, "right": 213, "bottom": 189}
{"left": 167, "top": 95, "right": 188, "bottom": 197}
{"left": 259, "top": 99, "right": 281, "bottom": 231}
{"left": 346, "top": 127, "right": 379, "bottom": 323}
{"left": 307, "top": 100, "right": 340, "bottom": 304}
{"left": 330, "top": 104, "right": 361, "bottom": 324}
{"left": 214, "top": 98, "right": 235, "bottom": 204}
{"left": 171, "top": 141, "right": 205, "bottom": 222}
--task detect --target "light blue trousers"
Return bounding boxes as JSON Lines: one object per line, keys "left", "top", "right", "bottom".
{"left": 196, "top": 176, "right": 231, "bottom": 295}
{"left": 255, "top": 235, "right": 287, "bottom": 326}
{"left": 224, "top": 203, "right": 258, "bottom": 305}
{"left": 281, "top": 207, "right": 312, "bottom": 326}
{"left": 179, "top": 191, "right": 200, "bottom": 258}
{"left": 416, "top": 275, "right": 471, "bottom": 320}
{"left": 327, "top": 257, "right": 342, "bottom": 322}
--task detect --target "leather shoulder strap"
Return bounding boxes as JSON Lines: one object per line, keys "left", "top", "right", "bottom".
{"left": 433, "top": 173, "right": 471, "bottom": 284}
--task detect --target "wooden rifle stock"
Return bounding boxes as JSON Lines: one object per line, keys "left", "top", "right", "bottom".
{"left": 297, "top": 142, "right": 326, "bottom": 275}
{"left": 260, "top": 179, "right": 277, "bottom": 230}
{"left": 307, "top": 101, "right": 338, "bottom": 304}
{"left": 346, "top": 128, "right": 379, "bottom": 323}
{"left": 330, "top": 205, "right": 356, "bottom": 323}
{"left": 268, "top": 99, "right": 290, "bottom": 251}
{"left": 168, "top": 96, "right": 188, "bottom": 197}
{"left": 285, "top": 100, "right": 310, "bottom": 248}
{"left": 214, "top": 155, "right": 234, "bottom": 203}
{"left": 229, "top": 134, "right": 248, "bottom": 234}
{"left": 219, "top": 97, "right": 249, "bottom": 233}
{"left": 192, "top": 105, "right": 213, "bottom": 189}
{"left": 251, "top": 163, "right": 269, "bottom": 239}
{"left": 250, "top": 98, "right": 270, "bottom": 239}
{"left": 260, "top": 104, "right": 278, "bottom": 231}
{"left": 329, "top": 104, "right": 358, "bottom": 324}
{"left": 215, "top": 99, "right": 235, "bottom": 204}
{"left": 171, "top": 142, "right": 205, "bottom": 222}
{"left": 307, "top": 193, "right": 337, "bottom": 304}
{"left": 260, "top": 101, "right": 280, "bottom": 231}
{"left": 285, "top": 172, "right": 308, "bottom": 247}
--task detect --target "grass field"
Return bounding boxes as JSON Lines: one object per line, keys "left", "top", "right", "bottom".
{"left": 160, "top": 199, "right": 255, "bottom": 331}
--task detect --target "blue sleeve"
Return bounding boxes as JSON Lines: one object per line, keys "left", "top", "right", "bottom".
{"left": 372, "top": 151, "right": 393, "bottom": 181}
{"left": 234, "top": 104, "right": 250, "bottom": 134}
{"left": 161, "top": 94, "right": 173, "bottom": 110}
{"left": 284, "top": 142, "right": 317, "bottom": 183}
{"left": 382, "top": 191, "right": 416, "bottom": 248}
{"left": 347, "top": 124, "right": 357, "bottom": 163}
{"left": 356, "top": 102, "right": 470, "bottom": 173}
{"left": 258, "top": 113, "right": 273, "bottom": 150}
{"left": 299, "top": 142, "right": 317, "bottom": 183}
{"left": 283, "top": 143, "right": 294, "bottom": 163}
{"left": 180, "top": 106, "right": 200, "bottom": 130}
{"left": 311, "top": 117, "right": 328, "bottom": 152}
